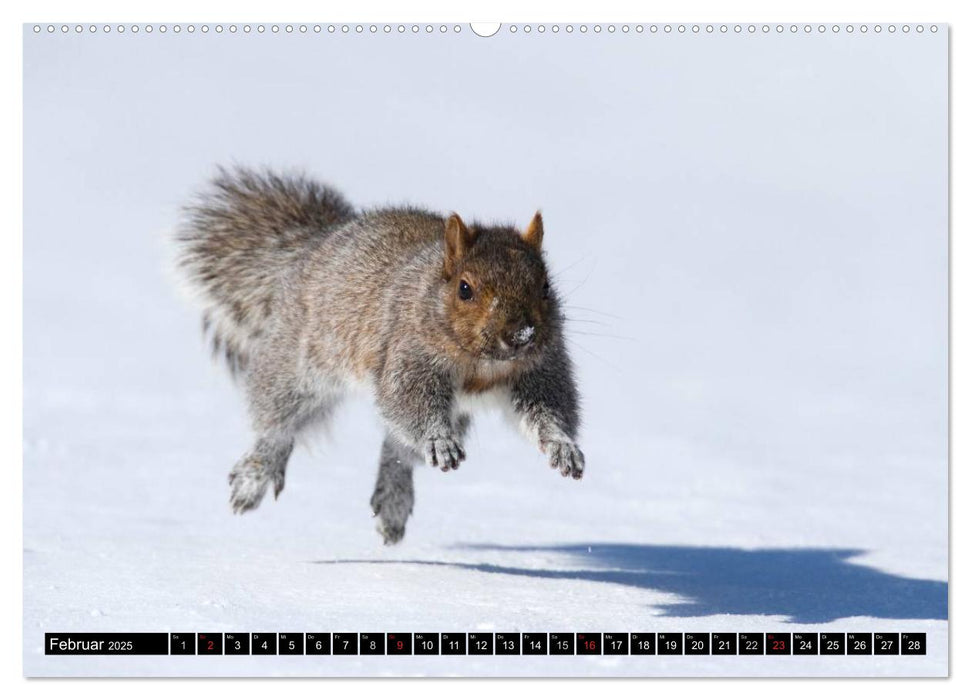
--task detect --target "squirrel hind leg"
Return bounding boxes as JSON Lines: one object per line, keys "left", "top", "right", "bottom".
{"left": 232, "top": 372, "right": 344, "bottom": 513}
{"left": 370, "top": 434, "right": 420, "bottom": 545}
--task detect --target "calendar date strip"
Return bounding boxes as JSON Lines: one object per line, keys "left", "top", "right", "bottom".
{"left": 45, "top": 632, "right": 927, "bottom": 656}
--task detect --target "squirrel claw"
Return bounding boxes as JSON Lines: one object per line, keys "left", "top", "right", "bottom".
{"left": 424, "top": 435, "right": 466, "bottom": 472}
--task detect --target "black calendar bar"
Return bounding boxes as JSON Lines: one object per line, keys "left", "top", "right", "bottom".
{"left": 713, "top": 633, "right": 737, "bottom": 655}
{"left": 902, "top": 633, "right": 926, "bottom": 655}
{"left": 658, "top": 632, "right": 683, "bottom": 655}
{"left": 577, "top": 633, "right": 602, "bottom": 655}
{"left": 821, "top": 632, "right": 846, "bottom": 655}
{"left": 307, "top": 633, "right": 330, "bottom": 655}
{"left": 280, "top": 633, "right": 304, "bottom": 655}
{"left": 45, "top": 633, "right": 169, "bottom": 655}
{"left": 441, "top": 633, "right": 466, "bottom": 655}
{"left": 793, "top": 632, "right": 818, "bottom": 655}
{"left": 225, "top": 633, "right": 249, "bottom": 655}
{"left": 874, "top": 633, "right": 900, "bottom": 655}
{"left": 631, "top": 632, "right": 656, "bottom": 654}
{"left": 388, "top": 633, "right": 412, "bottom": 655}
{"left": 496, "top": 632, "right": 521, "bottom": 655}
{"left": 415, "top": 633, "right": 439, "bottom": 655}
{"left": 767, "top": 633, "right": 792, "bottom": 655}
{"left": 170, "top": 633, "right": 194, "bottom": 655}
{"left": 523, "top": 633, "right": 548, "bottom": 655}
{"left": 198, "top": 633, "right": 222, "bottom": 655}
{"left": 848, "top": 633, "right": 873, "bottom": 655}
{"left": 685, "top": 633, "right": 710, "bottom": 655}
{"left": 604, "top": 632, "right": 629, "bottom": 655}
{"left": 360, "top": 633, "right": 385, "bottom": 655}
{"left": 739, "top": 632, "right": 764, "bottom": 655}
{"left": 43, "top": 631, "right": 928, "bottom": 656}
{"left": 333, "top": 633, "right": 358, "bottom": 655}
{"left": 550, "top": 632, "right": 575, "bottom": 655}
{"left": 252, "top": 633, "right": 276, "bottom": 655}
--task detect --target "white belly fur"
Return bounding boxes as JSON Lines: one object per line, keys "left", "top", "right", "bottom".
{"left": 454, "top": 385, "right": 512, "bottom": 417}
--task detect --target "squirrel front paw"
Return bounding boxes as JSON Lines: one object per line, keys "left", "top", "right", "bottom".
{"left": 423, "top": 435, "right": 466, "bottom": 472}
{"left": 541, "top": 439, "right": 585, "bottom": 480}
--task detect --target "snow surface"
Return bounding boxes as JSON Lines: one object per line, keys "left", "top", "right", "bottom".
{"left": 23, "top": 26, "right": 948, "bottom": 676}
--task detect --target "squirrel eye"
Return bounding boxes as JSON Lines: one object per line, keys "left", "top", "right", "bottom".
{"left": 458, "top": 279, "right": 474, "bottom": 301}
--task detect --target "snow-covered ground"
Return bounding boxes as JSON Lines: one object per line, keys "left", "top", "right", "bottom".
{"left": 23, "top": 26, "right": 948, "bottom": 676}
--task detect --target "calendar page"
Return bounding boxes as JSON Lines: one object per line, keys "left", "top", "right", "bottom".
{"left": 23, "top": 21, "right": 948, "bottom": 677}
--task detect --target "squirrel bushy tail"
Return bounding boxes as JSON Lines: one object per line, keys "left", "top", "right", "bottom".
{"left": 177, "top": 166, "right": 355, "bottom": 374}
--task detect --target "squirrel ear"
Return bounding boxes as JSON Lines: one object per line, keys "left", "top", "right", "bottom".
{"left": 522, "top": 211, "right": 544, "bottom": 251}
{"left": 444, "top": 213, "right": 474, "bottom": 277}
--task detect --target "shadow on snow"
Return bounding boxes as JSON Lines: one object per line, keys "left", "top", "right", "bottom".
{"left": 313, "top": 542, "right": 947, "bottom": 624}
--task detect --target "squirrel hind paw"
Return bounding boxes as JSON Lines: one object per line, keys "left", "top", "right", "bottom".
{"left": 375, "top": 515, "right": 406, "bottom": 545}
{"left": 228, "top": 458, "right": 279, "bottom": 513}
{"left": 229, "top": 479, "right": 268, "bottom": 514}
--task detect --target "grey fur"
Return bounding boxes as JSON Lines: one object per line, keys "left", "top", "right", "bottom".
{"left": 177, "top": 166, "right": 584, "bottom": 543}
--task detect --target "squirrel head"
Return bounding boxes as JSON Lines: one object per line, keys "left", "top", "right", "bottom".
{"left": 441, "top": 211, "right": 555, "bottom": 363}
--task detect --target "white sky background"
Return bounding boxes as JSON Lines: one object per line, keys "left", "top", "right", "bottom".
{"left": 21, "top": 22, "right": 948, "bottom": 677}
{"left": 24, "top": 26, "right": 948, "bottom": 528}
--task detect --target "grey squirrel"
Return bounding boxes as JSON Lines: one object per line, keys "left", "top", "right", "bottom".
{"left": 177, "top": 167, "right": 584, "bottom": 544}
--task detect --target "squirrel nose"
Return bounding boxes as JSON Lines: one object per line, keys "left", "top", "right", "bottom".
{"left": 506, "top": 324, "right": 536, "bottom": 349}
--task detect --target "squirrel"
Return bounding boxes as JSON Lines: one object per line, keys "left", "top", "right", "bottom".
{"left": 176, "top": 166, "right": 584, "bottom": 544}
